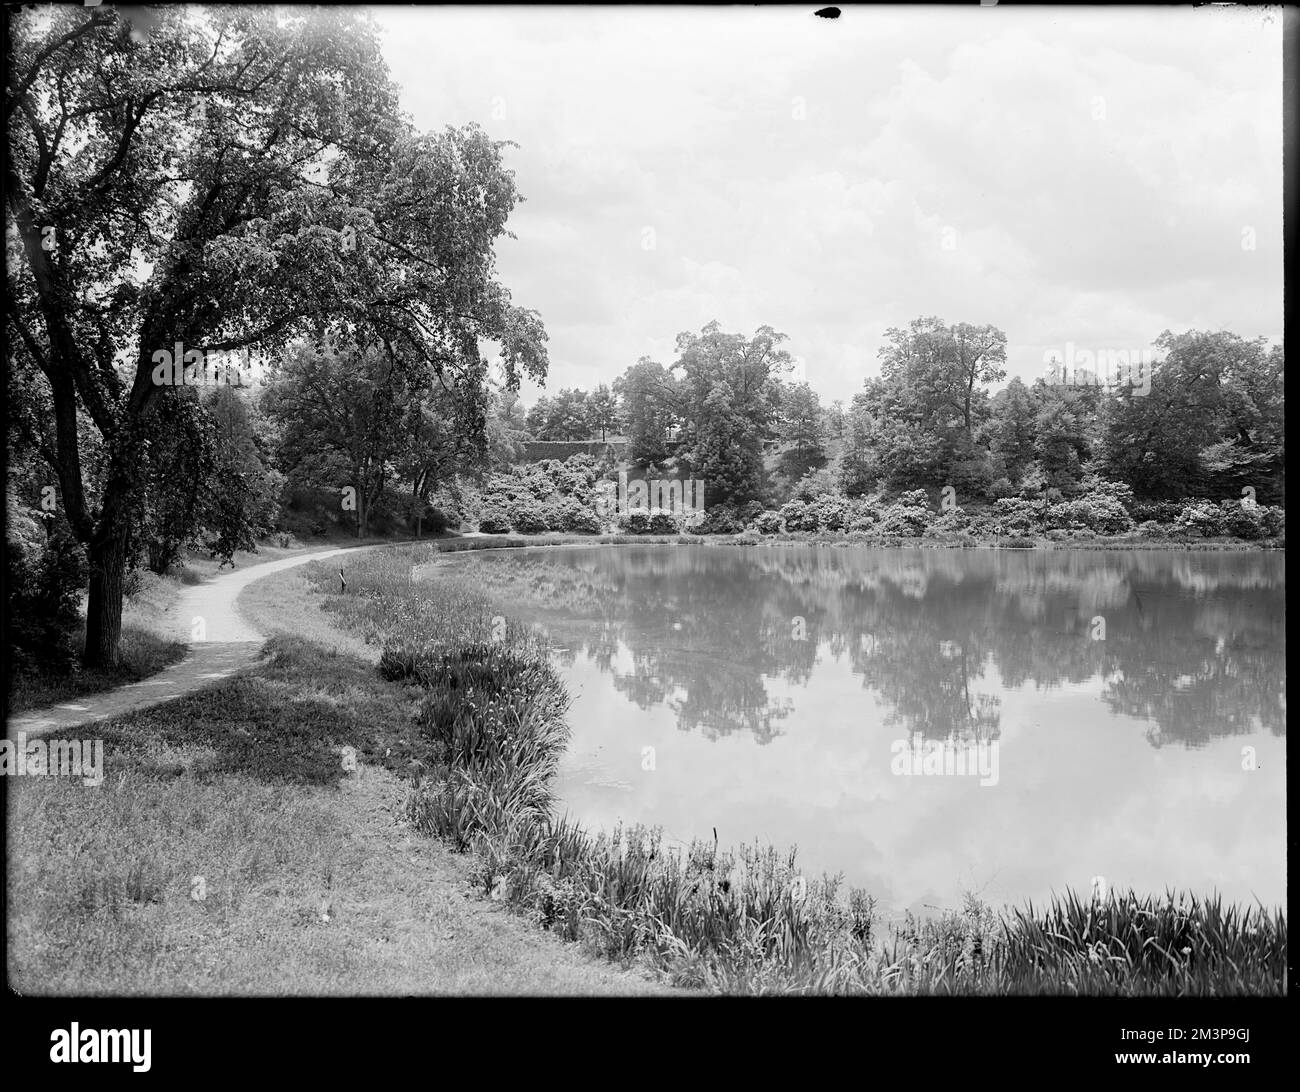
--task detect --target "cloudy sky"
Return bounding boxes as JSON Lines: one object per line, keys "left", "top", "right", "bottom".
{"left": 370, "top": 5, "right": 1282, "bottom": 406}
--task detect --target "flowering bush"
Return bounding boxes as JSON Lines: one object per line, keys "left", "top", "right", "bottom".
{"left": 778, "top": 499, "right": 818, "bottom": 532}
{"left": 1130, "top": 500, "right": 1184, "bottom": 524}
{"left": 1175, "top": 501, "right": 1227, "bottom": 537}
{"left": 1079, "top": 475, "right": 1135, "bottom": 511}
{"left": 876, "top": 491, "right": 931, "bottom": 537}
{"left": 923, "top": 507, "right": 971, "bottom": 538}
{"left": 617, "top": 509, "right": 652, "bottom": 534}
{"left": 1044, "top": 494, "right": 1133, "bottom": 535}
{"left": 647, "top": 507, "right": 683, "bottom": 534}
{"left": 507, "top": 498, "right": 550, "bottom": 535}
{"left": 616, "top": 507, "right": 682, "bottom": 535}
{"left": 991, "top": 497, "right": 1045, "bottom": 536}
{"left": 557, "top": 498, "right": 603, "bottom": 534}
{"left": 477, "top": 507, "right": 511, "bottom": 535}
{"left": 1218, "top": 501, "right": 1284, "bottom": 540}
{"left": 806, "top": 493, "right": 852, "bottom": 532}
{"left": 687, "top": 506, "right": 744, "bottom": 535}
{"left": 753, "top": 511, "right": 783, "bottom": 535}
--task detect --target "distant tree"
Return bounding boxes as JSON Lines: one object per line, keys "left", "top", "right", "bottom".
{"left": 486, "top": 390, "right": 530, "bottom": 467}
{"left": 837, "top": 393, "right": 880, "bottom": 497}
{"left": 671, "top": 321, "right": 792, "bottom": 504}
{"left": 615, "top": 356, "right": 677, "bottom": 464}
{"left": 1097, "top": 331, "right": 1282, "bottom": 501}
{"left": 263, "top": 341, "right": 410, "bottom": 538}
{"left": 586, "top": 383, "right": 621, "bottom": 442}
{"left": 826, "top": 399, "right": 846, "bottom": 441}
{"left": 863, "top": 317, "right": 1007, "bottom": 491}
{"left": 1030, "top": 380, "right": 1099, "bottom": 493}
{"left": 984, "top": 376, "right": 1038, "bottom": 485}
{"left": 777, "top": 381, "right": 827, "bottom": 482}
{"left": 526, "top": 388, "right": 591, "bottom": 439}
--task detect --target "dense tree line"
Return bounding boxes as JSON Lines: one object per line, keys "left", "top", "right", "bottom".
{"left": 531, "top": 319, "right": 1283, "bottom": 509}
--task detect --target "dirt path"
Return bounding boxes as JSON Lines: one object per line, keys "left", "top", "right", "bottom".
{"left": 6, "top": 545, "right": 377, "bottom": 741}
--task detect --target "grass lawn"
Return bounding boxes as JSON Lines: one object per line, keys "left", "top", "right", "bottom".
{"left": 6, "top": 564, "right": 676, "bottom": 995}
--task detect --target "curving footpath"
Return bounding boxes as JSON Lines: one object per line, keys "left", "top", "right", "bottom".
{"left": 6, "top": 544, "right": 379, "bottom": 741}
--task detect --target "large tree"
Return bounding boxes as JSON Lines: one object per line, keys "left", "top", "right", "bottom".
{"left": 615, "top": 356, "right": 678, "bottom": 465}
{"left": 856, "top": 316, "right": 1007, "bottom": 491}
{"left": 1097, "top": 330, "right": 1283, "bottom": 502}
{"left": 670, "top": 321, "right": 791, "bottom": 503}
{"left": 7, "top": 7, "right": 546, "bottom": 664}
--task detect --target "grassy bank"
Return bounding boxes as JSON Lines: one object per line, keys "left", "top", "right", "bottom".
{"left": 305, "top": 544, "right": 1287, "bottom": 995}
{"left": 6, "top": 568, "right": 674, "bottom": 995}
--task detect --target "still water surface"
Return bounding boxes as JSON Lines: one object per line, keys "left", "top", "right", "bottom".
{"left": 434, "top": 545, "right": 1285, "bottom": 914}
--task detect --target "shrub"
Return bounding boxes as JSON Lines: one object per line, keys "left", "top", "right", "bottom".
{"left": 687, "top": 506, "right": 744, "bottom": 535}
{"left": 507, "top": 498, "right": 550, "bottom": 535}
{"left": 557, "top": 499, "right": 603, "bottom": 534}
{"left": 647, "top": 507, "right": 682, "bottom": 535}
{"left": 554, "top": 454, "right": 599, "bottom": 504}
{"left": 1044, "top": 494, "right": 1133, "bottom": 536}
{"left": 536, "top": 501, "right": 569, "bottom": 533}
{"left": 807, "top": 493, "right": 852, "bottom": 532}
{"left": 477, "top": 507, "right": 511, "bottom": 535}
{"left": 752, "top": 511, "right": 783, "bottom": 535}
{"left": 1130, "top": 500, "right": 1184, "bottom": 524}
{"left": 778, "top": 499, "right": 818, "bottom": 532}
{"left": 847, "top": 499, "right": 881, "bottom": 533}
{"left": 924, "top": 508, "right": 970, "bottom": 538}
{"left": 1175, "top": 501, "right": 1227, "bottom": 537}
{"left": 1218, "top": 500, "right": 1284, "bottom": 541}
{"left": 876, "top": 493, "right": 931, "bottom": 537}
{"left": 991, "top": 497, "right": 1045, "bottom": 536}
{"left": 1079, "top": 475, "right": 1135, "bottom": 511}
{"left": 616, "top": 509, "right": 653, "bottom": 534}
{"left": 614, "top": 507, "right": 682, "bottom": 535}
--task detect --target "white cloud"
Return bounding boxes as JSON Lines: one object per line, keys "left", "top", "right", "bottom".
{"left": 371, "top": 5, "right": 1282, "bottom": 404}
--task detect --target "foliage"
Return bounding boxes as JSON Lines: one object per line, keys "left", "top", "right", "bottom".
{"left": 6, "top": 5, "right": 549, "bottom": 664}
{"left": 990, "top": 497, "right": 1046, "bottom": 536}
{"left": 1044, "top": 494, "right": 1134, "bottom": 536}
{"left": 477, "top": 508, "right": 511, "bottom": 535}
{"left": 617, "top": 507, "right": 683, "bottom": 535}
{"left": 4, "top": 523, "right": 84, "bottom": 678}
{"left": 777, "top": 499, "right": 817, "bottom": 533}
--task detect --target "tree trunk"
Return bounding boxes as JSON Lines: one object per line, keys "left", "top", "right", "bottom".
{"left": 84, "top": 529, "right": 128, "bottom": 668}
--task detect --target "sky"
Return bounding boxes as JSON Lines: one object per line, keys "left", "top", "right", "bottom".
{"left": 369, "top": 4, "right": 1283, "bottom": 407}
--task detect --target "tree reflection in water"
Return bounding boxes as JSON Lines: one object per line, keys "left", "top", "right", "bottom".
{"left": 436, "top": 546, "right": 1284, "bottom": 749}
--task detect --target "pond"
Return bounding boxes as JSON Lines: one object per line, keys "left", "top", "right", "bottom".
{"left": 433, "top": 545, "right": 1286, "bottom": 915}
